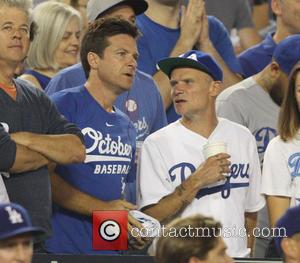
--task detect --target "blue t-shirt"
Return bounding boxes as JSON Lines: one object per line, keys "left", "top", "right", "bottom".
{"left": 45, "top": 63, "right": 167, "bottom": 142}
{"left": 238, "top": 33, "right": 276, "bottom": 78}
{"left": 136, "top": 14, "right": 243, "bottom": 123}
{"left": 46, "top": 85, "right": 136, "bottom": 254}
{"left": 22, "top": 69, "right": 51, "bottom": 90}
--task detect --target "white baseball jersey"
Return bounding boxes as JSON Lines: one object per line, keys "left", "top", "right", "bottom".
{"left": 216, "top": 77, "right": 279, "bottom": 165}
{"left": 138, "top": 118, "right": 265, "bottom": 257}
{"left": 261, "top": 134, "right": 300, "bottom": 207}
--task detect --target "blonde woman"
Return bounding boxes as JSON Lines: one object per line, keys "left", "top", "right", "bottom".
{"left": 20, "top": 1, "right": 82, "bottom": 89}
{"left": 262, "top": 61, "right": 300, "bottom": 228}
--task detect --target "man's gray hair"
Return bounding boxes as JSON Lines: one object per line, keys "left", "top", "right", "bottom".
{"left": 0, "top": 0, "right": 32, "bottom": 20}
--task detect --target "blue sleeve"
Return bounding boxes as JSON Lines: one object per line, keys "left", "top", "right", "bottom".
{"left": 0, "top": 125, "right": 16, "bottom": 171}
{"left": 208, "top": 16, "right": 243, "bottom": 75}
{"left": 45, "top": 73, "right": 70, "bottom": 96}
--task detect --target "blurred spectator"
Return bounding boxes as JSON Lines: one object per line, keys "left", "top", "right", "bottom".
{"left": 217, "top": 34, "right": 300, "bottom": 258}
{"left": 202, "top": 0, "right": 262, "bottom": 53}
{"left": 239, "top": 0, "right": 300, "bottom": 78}
{"left": 46, "top": 18, "right": 147, "bottom": 254}
{"left": 0, "top": 0, "right": 85, "bottom": 251}
{"left": 155, "top": 215, "right": 233, "bottom": 263}
{"left": 0, "top": 203, "right": 45, "bottom": 263}
{"left": 57, "top": 0, "right": 88, "bottom": 31}
{"left": 139, "top": 50, "right": 264, "bottom": 257}
{"left": 261, "top": 60, "right": 300, "bottom": 250}
{"left": 274, "top": 205, "right": 300, "bottom": 262}
{"left": 20, "top": 1, "right": 82, "bottom": 90}
{"left": 136, "top": 0, "right": 243, "bottom": 123}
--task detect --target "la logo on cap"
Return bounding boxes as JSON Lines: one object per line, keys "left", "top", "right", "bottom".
{"left": 5, "top": 206, "right": 23, "bottom": 224}
{"left": 186, "top": 53, "right": 197, "bottom": 61}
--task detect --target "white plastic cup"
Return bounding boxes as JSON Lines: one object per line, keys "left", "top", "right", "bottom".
{"left": 203, "top": 142, "right": 230, "bottom": 182}
{"left": 203, "top": 142, "right": 227, "bottom": 159}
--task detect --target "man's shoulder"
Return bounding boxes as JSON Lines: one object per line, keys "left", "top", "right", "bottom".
{"left": 219, "top": 117, "right": 253, "bottom": 138}
{"left": 217, "top": 77, "right": 257, "bottom": 101}
{"left": 50, "top": 85, "right": 84, "bottom": 104}
{"left": 143, "top": 121, "right": 179, "bottom": 144}
{"left": 15, "top": 78, "right": 46, "bottom": 98}
{"left": 56, "top": 63, "right": 84, "bottom": 77}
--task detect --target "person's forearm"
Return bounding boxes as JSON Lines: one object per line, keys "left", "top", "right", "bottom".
{"left": 51, "top": 173, "right": 109, "bottom": 216}
{"left": 200, "top": 41, "right": 242, "bottom": 88}
{"left": 266, "top": 195, "right": 290, "bottom": 227}
{"left": 245, "top": 212, "right": 257, "bottom": 255}
{"left": 11, "top": 132, "right": 86, "bottom": 165}
{"left": 238, "top": 28, "right": 261, "bottom": 51}
{"left": 142, "top": 175, "right": 201, "bottom": 224}
{"left": 9, "top": 144, "right": 48, "bottom": 173}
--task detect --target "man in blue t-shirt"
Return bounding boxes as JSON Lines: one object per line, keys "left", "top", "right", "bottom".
{"left": 46, "top": 18, "right": 148, "bottom": 254}
{"left": 46, "top": 0, "right": 168, "bottom": 204}
{"left": 239, "top": 0, "right": 300, "bottom": 78}
{"left": 136, "top": 0, "right": 243, "bottom": 123}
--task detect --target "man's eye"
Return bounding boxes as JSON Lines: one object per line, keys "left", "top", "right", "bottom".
{"left": 184, "top": 79, "right": 194, "bottom": 85}
{"left": 170, "top": 80, "right": 177, "bottom": 87}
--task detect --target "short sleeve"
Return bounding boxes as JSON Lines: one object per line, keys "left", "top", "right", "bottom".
{"left": 138, "top": 137, "right": 174, "bottom": 209}
{"left": 261, "top": 138, "right": 292, "bottom": 197}
{"left": 0, "top": 125, "right": 17, "bottom": 171}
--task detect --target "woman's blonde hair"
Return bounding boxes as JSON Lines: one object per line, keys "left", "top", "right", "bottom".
{"left": 27, "top": 1, "right": 81, "bottom": 70}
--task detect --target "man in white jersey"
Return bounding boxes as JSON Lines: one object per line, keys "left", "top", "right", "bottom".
{"left": 138, "top": 50, "right": 265, "bottom": 257}
{"left": 216, "top": 34, "right": 300, "bottom": 257}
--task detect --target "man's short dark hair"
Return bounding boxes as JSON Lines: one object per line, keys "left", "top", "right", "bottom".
{"left": 80, "top": 18, "right": 140, "bottom": 78}
{"left": 155, "top": 215, "right": 222, "bottom": 263}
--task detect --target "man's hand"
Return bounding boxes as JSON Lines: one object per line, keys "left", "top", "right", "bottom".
{"left": 179, "top": 0, "right": 205, "bottom": 48}
{"left": 128, "top": 214, "right": 151, "bottom": 250}
{"left": 197, "top": 8, "right": 211, "bottom": 49}
{"left": 191, "top": 153, "right": 231, "bottom": 189}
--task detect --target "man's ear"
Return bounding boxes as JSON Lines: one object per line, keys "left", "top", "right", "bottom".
{"left": 271, "top": 0, "right": 282, "bottom": 16}
{"left": 269, "top": 61, "right": 282, "bottom": 79}
{"left": 209, "top": 80, "right": 222, "bottom": 97}
{"left": 87, "top": 52, "right": 100, "bottom": 70}
{"left": 281, "top": 238, "right": 299, "bottom": 259}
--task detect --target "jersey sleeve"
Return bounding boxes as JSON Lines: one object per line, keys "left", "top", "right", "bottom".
{"left": 261, "top": 138, "right": 292, "bottom": 197}
{"left": 0, "top": 125, "right": 17, "bottom": 171}
{"left": 245, "top": 133, "right": 266, "bottom": 212}
{"left": 45, "top": 72, "right": 70, "bottom": 96}
{"left": 138, "top": 137, "right": 174, "bottom": 209}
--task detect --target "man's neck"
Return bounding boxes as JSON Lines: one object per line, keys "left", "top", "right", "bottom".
{"left": 180, "top": 110, "right": 218, "bottom": 139}
{"left": 253, "top": 68, "right": 273, "bottom": 94}
{"left": 273, "top": 20, "right": 293, "bottom": 44}
{"left": 145, "top": 0, "right": 180, "bottom": 28}
{"left": 0, "top": 61, "right": 17, "bottom": 85}
{"left": 85, "top": 78, "right": 117, "bottom": 113}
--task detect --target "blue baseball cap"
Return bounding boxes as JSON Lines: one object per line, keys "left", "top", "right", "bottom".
{"left": 275, "top": 205, "right": 300, "bottom": 255}
{"left": 0, "top": 203, "right": 45, "bottom": 241}
{"left": 273, "top": 34, "right": 300, "bottom": 75}
{"left": 157, "top": 50, "right": 223, "bottom": 81}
